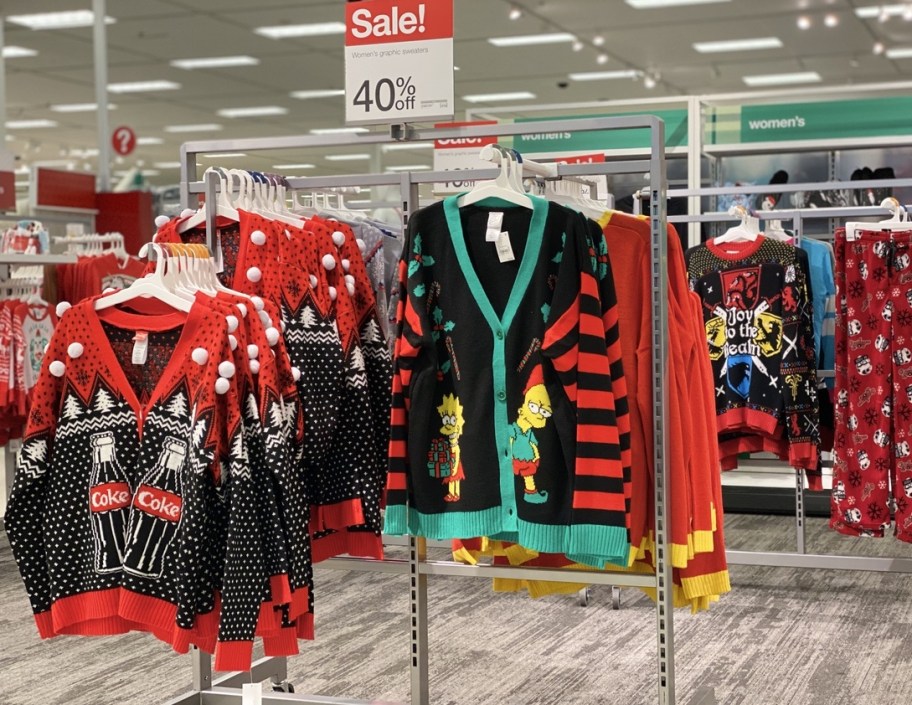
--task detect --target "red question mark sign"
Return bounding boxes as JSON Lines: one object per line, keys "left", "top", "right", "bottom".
{"left": 111, "top": 126, "right": 136, "bottom": 156}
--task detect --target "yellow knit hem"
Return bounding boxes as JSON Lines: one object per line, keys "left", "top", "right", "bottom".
{"left": 680, "top": 570, "right": 731, "bottom": 601}
{"left": 452, "top": 546, "right": 480, "bottom": 565}
{"left": 692, "top": 530, "right": 715, "bottom": 555}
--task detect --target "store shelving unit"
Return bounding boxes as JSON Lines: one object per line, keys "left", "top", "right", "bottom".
{"left": 164, "top": 116, "right": 675, "bottom": 705}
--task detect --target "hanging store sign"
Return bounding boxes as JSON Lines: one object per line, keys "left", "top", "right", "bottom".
{"left": 345, "top": 0, "right": 455, "bottom": 125}
{"left": 706, "top": 96, "right": 912, "bottom": 145}
{"left": 514, "top": 109, "right": 688, "bottom": 154}
{"left": 432, "top": 121, "right": 498, "bottom": 195}
{"left": 111, "top": 126, "right": 137, "bottom": 156}
{"left": 0, "top": 171, "right": 15, "bottom": 210}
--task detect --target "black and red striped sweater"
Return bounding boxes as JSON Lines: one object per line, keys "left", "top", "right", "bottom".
{"left": 384, "top": 195, "right": 631, "bottom": 567}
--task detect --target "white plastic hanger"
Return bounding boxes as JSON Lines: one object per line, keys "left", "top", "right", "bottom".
{"left": 761, "top": 200, "right": 791, "bottom": 242}
{"left": 846, "top": 197, "right": 908, "bottom": 241}
{"left": 179, "top": 168, "right": 239, "bottom": 233}
{"left": 457, "top": 144, "right": 533, "bottom": 209}
{"left": 714, "top": 204, "right": 762, "bottom": 244}
{"left": 95, "top": 243, "right": 194, "bottom": 312}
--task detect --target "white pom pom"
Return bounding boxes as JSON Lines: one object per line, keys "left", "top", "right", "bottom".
{"left": 249, "top": 359, "right": 261, "bottom": 375}
{"left": 228, "top": 334, "right": 238, "bottom": 351}
{"left": 280, "top": 321, "right": 286, "bottom": 332}
{"left": 181, "top": 208, "right": 196, "bottom": 218}
{"left": 67, "top": 342, "right": 84, "bottom": 359}
{"left": 247, "top": 344, "right": 259, "bottom": 360}
{"left": 236, "top": 303, "right": 248, "bottom": 318}
{"left": 225, "top": 315, "right": 239, "bottom": 333}
{"left": 258, "top": 310, "right": 272, "bottom": 327}
{"left": 192, "top": 347, "right": 209, "bottom": 365}
{"left": 265, "top": 327, "right": 280, "bottom": 346}
{"left": 341, "top": 258, "right": 351, "bottom": 272}
{"left": 356, "top": 238, "right": 367, "bottom": 254}
{"left": 328, "top": 286, "right": 337, "bottom": 301}
{"left": 250, "top": 296, "right": 265, "bottom": 312}
{"left": 246, "top": 266, "right": 262, "bottom": 283}
{"left": 309, "top": 274, "right": 318, "bottom": 289}
{"left": 322, "top": 254, "right": 336, "bottom": 270}
{"left": 215, "top": 377, "right": 230, "bottom": 395}
{"left": 332, "top": 230, "right": 346, "bottom": 247}
{"left": 154, "top": 215, "right": 170, "bottom": 228}
{"left": 218, "top": 361, "right": 236, "bottom": 379}
{"left": 103, "top": 287, "right": 116, "bottom": 294}
{"left": 55, "top": 301, "right": 71, "bottom": 318}
{"left": 344, "top": 274, "right": 355, "bottom": 286}
{"left": 346, "top": 282, "right": 355, "bottom": 297}
{"left": 291, "top": 366, "right": 301, "bottom": 381}
{"left": 49, "top": 360, "right": 66, "bottom": 377}
{"left": 250, "top": 230, "right": 267, "bottom": 246}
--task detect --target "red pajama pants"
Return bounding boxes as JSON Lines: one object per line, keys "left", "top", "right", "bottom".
{"left": 833, "top": 228, "right": 912, "bottom": 542}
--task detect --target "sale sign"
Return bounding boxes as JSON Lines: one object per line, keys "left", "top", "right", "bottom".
{"left": 345, "top": 0, "right": 454, "bottom": 125}
{"left": 432, "top": 121, "right": 498, "bottom": 195}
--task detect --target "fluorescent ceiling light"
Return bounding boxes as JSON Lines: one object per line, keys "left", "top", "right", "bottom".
{"left": 137, "top": 136, "right": 164, "bottom": 145}
{"left": 693, "top": 37, "right": 783, "bottom": 53}
{"left": 382, "top": 142, "right": 434, "bottom": 152}
{"left": 462, "top": 91, "right": 536, "bottom": 103}
{"left": 171, "top": 55, "right": 259, "bottom": 70}
{"left": 325, "top": 154, "right": 372, "bottom": 161}
{"left": 488, "top": 33, "right": 575, "bottom": 47}
{"left": 569, "top": 70, "right": 640, "bottom": 81}
{"left": 290, "top": 89, "right": 346, "bottom": 100}
{"left": 855, "top": 4, "right": 906, "bottom": 18}
{"left": 626, "top": 0, "right": 731, "bottom": 7}
{"left": 217, "top": 106, "right": 288, "bottom": 118}
{"left": 108, "top": 80, "right": 180, "bottom": 93}
{"left": 7, "top": 11, "right": 115, "bottom": 30}
{"left": 163, "top": 124, "right": 223, "bottom": 133}
{"left": 51, "top": 102, "right": 116, "bottom": 112}
{"left": 255, "top": 22, "right": 346, "bottom": 39}
{"left": 273, "top": 164, "right": 316, "bottom": 170}
{"left": 14, "top": 166, "right": 30, "bottom": 174}
{"left": 154, "top": 162, "right": 183, "bottom": 169}
{"left": 203, "top": 152, "right": 247, "bottom": 158}
{"left": 743, "top": 71, "right": 822, "bottom": 87}
{"left": 6, "top": 119, "right": 57, "bottom": 129}
{"left": 386, "top": 165, "right": 431, "bottom": 172}
{"left": 309, "top": 127, "right": 370, "bottom": 135}
{"left": 3, "top": 46, "right": 37, "bottom": 58}
{"left": 886, "top": 47, "right": 912, "bottom": 59}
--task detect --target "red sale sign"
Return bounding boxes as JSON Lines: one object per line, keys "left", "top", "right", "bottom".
{"left": 345, "top": 0, "right": 454, "bottom": 125}
{"left": 554, "top": 153, "right": 606, "bottom": 165}
{"left": 433, "top": 121, "right": 498, "bottom": 194}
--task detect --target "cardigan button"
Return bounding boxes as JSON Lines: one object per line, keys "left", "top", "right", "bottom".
{"left": 496, "top": 330, "right": 503, "bottom": 340}
{"left": 497, "top": 390, "right": 506, "bottom": 401}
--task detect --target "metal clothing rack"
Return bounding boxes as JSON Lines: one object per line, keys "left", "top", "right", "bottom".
{"left": 666, "top": 189, "right": 912, "bottom": 574}
{"left": 166, "top": 116, "right": 674, "bottom": 705}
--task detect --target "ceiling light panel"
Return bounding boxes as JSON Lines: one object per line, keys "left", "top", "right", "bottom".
{"left": 386, "top": 165, "right": 431, "bottom": 171}
{"left": 137, "top": 137, "right": 164, "bottom": 145}
{"left": 290, "top": 89, "right": 346, "bottom": 99}
{"left": 855, "top": 4, "right": 906, "bottom": 19}
{"left": 217, "top": 106, "right": 288, "bottom": 118}
{"left": 309, "top": 127, "right": 370, "bottom": 135}
{"left": 886, "top": 47, "right": 912, "bottom": 58}
{"left": 3, "top": 46, "right": 37, "bottom": 59}
{"left": 325, "top": 154, "right": 372, "bottom": 161}
{"left": 171, "top": 56, "right": 259, "bottom": 70}
{"left": 382, "top": 142, "right": 434, "bottom": 152}
{"left": 254, "top": 22, "right": 346, "bottom": 39}
{"left": 6, "top": 119, "right": 57, "bottom": 129}
{"left": 462, "top": 91, "right": 536, "bottom": 103}
{"left": 568, "top": 70, "right": 640, "bottom": 81}
{"left": 108, "top": 80, "right": 180, "bottom": 93}
{"left": 7, "top": 11, "right": 114, "bottom": 29}
{"left": 154, "top": 162, "right": 183, "bottom": 169}
{"left": 51, "top": 103, "right": 116, "bottom": 112}
{"left": 626, "top": 0, "right": 731, "bottom": 7}
{"left": 488, "top": 33, "right": 576, "bottom": 47}
{"left": 742, "top": 71, "right": 822, "bottom": 87}
{"left": 203, "top": 153, "right": 247, "bottom": 159}
{"left": 163, "top": 124, "right": 223, "bottom": 133}
{"left": 273, "top": 164, "right": 316, "bottom": 170}
{"left": 693, "top": 37, "right": 782, "bottom": 53}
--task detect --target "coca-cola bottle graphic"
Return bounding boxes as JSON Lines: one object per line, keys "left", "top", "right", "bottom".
{"left": 88, "top": 432, "right": 131, "bottom": 574}
{"left": 123, "top": 436, "right": 186, "bottom": 579}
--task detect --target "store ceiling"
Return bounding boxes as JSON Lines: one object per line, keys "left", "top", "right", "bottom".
{"left": 3, "top": 0, "right": 912, "bottom": 186}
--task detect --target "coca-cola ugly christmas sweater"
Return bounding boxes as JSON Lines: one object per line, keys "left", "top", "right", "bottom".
{"left": 5, "top": 298, "right": 268, "bottom": 670}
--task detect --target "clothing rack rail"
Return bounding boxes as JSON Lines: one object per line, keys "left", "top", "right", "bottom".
{"left": 167, "top": 116, "right": 673, "bottom": 705}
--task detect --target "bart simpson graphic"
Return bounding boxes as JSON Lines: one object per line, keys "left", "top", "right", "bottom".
{"left": 437, "top": 394, "right": 465, "bottom": 502}
{"left": 509, "top": 369, "right": 552, "bottom": 504}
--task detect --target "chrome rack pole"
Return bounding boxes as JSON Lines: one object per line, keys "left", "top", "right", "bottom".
{"left": 648, "top": 116, "right": 674, "bottom": 705}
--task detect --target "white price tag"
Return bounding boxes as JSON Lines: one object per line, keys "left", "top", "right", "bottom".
{"left": 495, "top": 232, "right": 515, "bottom": 263}
{"left": 242, "top": 683, "right": 263, "bottom": 705}
{"left": 345, "top": 0, "right": 454, "bottom": 125}
{"left": 486, "top": 212, "right": 504, "bottom": 242}
{"left": 132, "top": 331, "right": 148, "bottom": 366}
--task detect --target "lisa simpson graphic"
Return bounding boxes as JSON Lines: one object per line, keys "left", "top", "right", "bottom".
{"left": 427, "top": 394, "right": 466, "bottom": 502}
{"left": 510, "top": 370, "right": 552, "bottom": 504}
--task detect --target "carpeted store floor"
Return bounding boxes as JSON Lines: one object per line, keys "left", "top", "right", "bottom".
{"left": 1, "top": 515, "right": 910, "bottom": 705}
